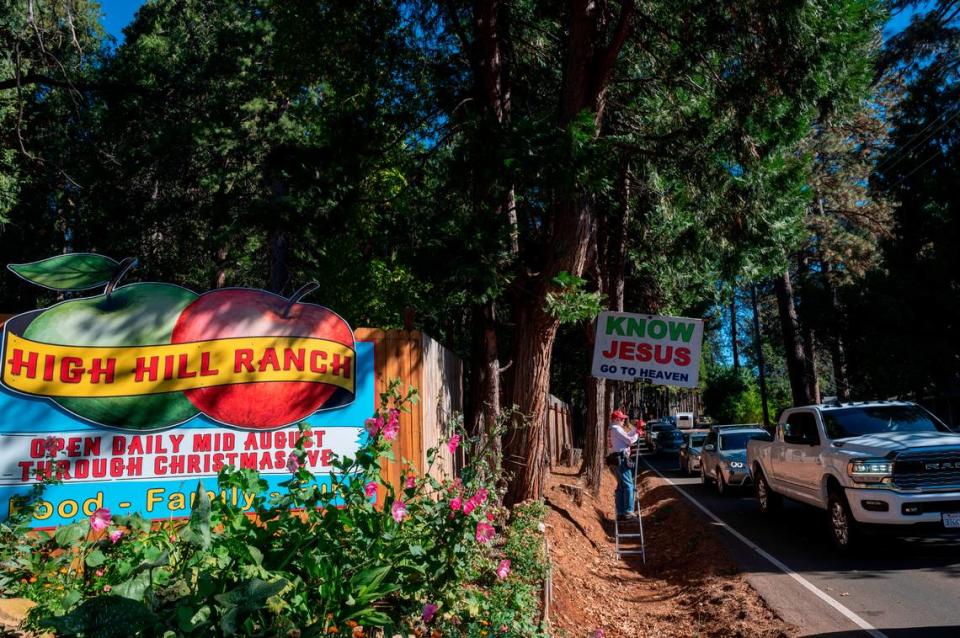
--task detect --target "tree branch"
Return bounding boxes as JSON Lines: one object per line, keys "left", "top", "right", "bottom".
{"left": 0, "top": 73, "right": 152, "bottom": 95}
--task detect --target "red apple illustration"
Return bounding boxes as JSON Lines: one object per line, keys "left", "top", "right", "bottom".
{"left": 170, "top": 284, "right": 354, "bottom": 429}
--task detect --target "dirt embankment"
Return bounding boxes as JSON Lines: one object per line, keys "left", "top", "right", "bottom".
{"left": 544, "top": 466, "right": 793, "bottom": 638}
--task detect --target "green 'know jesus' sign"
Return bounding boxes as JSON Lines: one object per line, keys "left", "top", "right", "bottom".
{"left": 591, "top": 311, "right": 704, "bottom": 388}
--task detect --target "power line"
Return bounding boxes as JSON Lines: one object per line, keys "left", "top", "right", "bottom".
{"left": 877, "top": 106, "right": 960, "bottom": 176}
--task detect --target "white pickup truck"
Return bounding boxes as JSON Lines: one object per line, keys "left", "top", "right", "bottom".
{"left": 746, "top": 401, "right": 960, "bottom": 550}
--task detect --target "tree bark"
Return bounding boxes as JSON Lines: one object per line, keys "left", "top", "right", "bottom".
{"left": 267, "top": 229, "right": 288, "bottom": 294}
{"left": 796, "top": 256, "right": 820, "bottom": 404}
{"left": 579, "top": 162, "right": 631, "bottom": 495}
{"left": 502, "top": 0, "right": 633, "bottom": 506}
{"left": 823, "top": 265, "right": 851, "bottom": 401}
{"left": 503, "top": 198, "right": 592, "bottom": 506}
{"left": 774, "top": 270, "right": 814, "bottom": 406}
{"left": 730, "top": 288, "right": 740, "bottom": 371}
{"left": 750, "top": 285, "right": 770, "bottom": 426}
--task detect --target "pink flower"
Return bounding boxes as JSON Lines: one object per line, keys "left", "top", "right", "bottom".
{"left": 496, "top": 559, "right": 511, "bottom": 579}
{"left": 405, "top": 475, "right": 416, "bottom": 489}
{"left": 499, "top": 626, "right": 508, "bottom": 633}
{"left": 422, "top": 602, "right": 438, "bottom": 623}
{"left": 594, "top": 629, "right": 605, "bottom": 638}
{"left": 365, "top": 415, "right": 384, "bottom": 436}
{"left": 475, "top": 521, "right": 495, "bottom": 543}
{"left": 391, "top": 499, "right": 407, "bottom": 523}
{"left": 109, "top": 530, "right": 123, "bottom": 544}
{"left": 285, "top": 452, "right": 302, "bottom": 473}
{"left": 447, "top": 434, "right": 460, "bottom": 454}
{"left": 382, "top": 410, "right": 400, "bottom": 441}
{"left": 103, "top": 584, "right": 112, "bottom": 592}
{"left": 364, "top": 481, "right": 378, "bottom": 498}
{"left": 486, "top": 512, "right": 495, "bottom": 521}
{"left": 473, "top": 488, "right": 488, "bottom": 504}
{"left": 168, "top": 534, "right": 177, "bottom": 543}
{"left": 450, "top": 497, "right": 462, "bottom": 511}
{"left": 463, "top": 499, "right": 476, "bottom": 515}
{"left": 89, "top": 508, "right": 111, "bottom": 533}
{"left": 95, "top": 569, "right": 104, "bottom": 577}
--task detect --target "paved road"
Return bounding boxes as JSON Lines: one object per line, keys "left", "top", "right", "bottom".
{"left": 641, "top": 451, "right": 960, "bottom": 638}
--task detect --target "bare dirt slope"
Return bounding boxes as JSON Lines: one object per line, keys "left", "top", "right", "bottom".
{"left": 545, "top": 466, "right": 794, "bottom": 638}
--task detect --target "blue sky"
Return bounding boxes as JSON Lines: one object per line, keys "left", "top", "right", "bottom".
{"left": 101, "top": 0, "right": 931, "bottom": 40}
{"left": 98, "top": 0, "right": 143, "bottom": 40}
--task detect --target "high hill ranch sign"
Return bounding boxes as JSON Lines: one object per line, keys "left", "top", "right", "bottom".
{"left": 0, "top": 253, "right": 375, "bottom": 526}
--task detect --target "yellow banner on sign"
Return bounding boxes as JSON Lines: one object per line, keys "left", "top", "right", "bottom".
{"left": 1, "top": 332, "right": 355, "bottom": 398}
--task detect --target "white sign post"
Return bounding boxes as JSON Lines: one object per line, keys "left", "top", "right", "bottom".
{"left": 591, "top": 311, "right": 704, "bottom": 388}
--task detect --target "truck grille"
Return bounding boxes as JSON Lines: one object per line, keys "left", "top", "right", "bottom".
{"left": 893, "top": 448, "right": 960, "bottom": 491}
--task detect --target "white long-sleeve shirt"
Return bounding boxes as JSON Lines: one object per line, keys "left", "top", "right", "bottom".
{"left": 608, "top": 422, "right": 638, "bottom": 453}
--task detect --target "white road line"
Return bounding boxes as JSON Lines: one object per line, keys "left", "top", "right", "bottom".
{"left": 640, "top": 457, "right": 888, "bottom": 638}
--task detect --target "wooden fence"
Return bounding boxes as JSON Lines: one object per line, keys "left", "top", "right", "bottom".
{"left": 355, "top": 329, "right": 463, "bottom": 492}
{"left": 545, "top": 394, "right": 575, "bottom": 467}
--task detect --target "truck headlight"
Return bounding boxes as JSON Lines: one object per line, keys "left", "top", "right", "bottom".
{"left": 728, "top": 461, "right": 745, "bottom": 469}
{"left": 847, "top": 458, "right": 893, "bottom": 484}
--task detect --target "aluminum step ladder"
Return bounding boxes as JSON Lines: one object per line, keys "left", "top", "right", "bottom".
{"left": 613, "top": 442, "right": 646, "bottom": 563}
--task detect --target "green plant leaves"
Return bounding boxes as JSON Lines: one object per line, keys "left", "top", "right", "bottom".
{"left": 40, "top": 596, "right": 157, "bottom": 637}
{"left": 8, "top": 253, "right": 121, "bottom": 291}
{"left": 85, "top": 549, "right": 106, "bottom": 567}
{"left": 179, "top": 483, "right": 211, "bottom": 549}
{"left": 54, "top": 523, "right": 85, "bottom": 547}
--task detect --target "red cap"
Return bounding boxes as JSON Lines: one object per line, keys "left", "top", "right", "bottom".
{"left": 611, "top": 409, "right": 628, "bottom": 420}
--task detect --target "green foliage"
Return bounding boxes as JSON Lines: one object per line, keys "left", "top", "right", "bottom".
{"left": 702, "top": 367, "right": 763, "bottom": 425}
{"left": 545, "top": 272, "right": 605, "bottom": 325}
{"left": 0, "top": 382, "right": 547, "bottom": 637}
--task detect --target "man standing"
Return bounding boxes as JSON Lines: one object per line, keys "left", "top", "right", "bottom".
{"left": 608, "top": 409, "right": 638, "bottom": 520}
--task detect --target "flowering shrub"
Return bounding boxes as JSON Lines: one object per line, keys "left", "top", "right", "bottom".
{"left": 0, "top": 380, "right": 548, "bottom": 637}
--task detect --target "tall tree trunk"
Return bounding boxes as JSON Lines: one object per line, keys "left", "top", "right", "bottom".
{"left": 774, "top": 270, "right": 814, "bottom": 406}
{"left": 730, "top": 288, "right": 740, "bottom": 371}
{"left": 503, "top": 0, "right": 633, "bottom": 506}
{"left": 478, "top": 301, "right": 501, "bottom": 470}
{"left": 796, "top": 255, "right": 820, "bottom": 404}
{"left": 268, "top": 229, "right": 288, "bottom": 294}
{"left": 504, "top": 198, "right": 592, "bottom": 506}
{"left": 580, "top": 163, "right": 631, "bottom": 495}
{"left": 823, "top": 264, "right": 851, "bottom": 401}
{"left": 750, "top": 285, "right": 770, "bottom": 426}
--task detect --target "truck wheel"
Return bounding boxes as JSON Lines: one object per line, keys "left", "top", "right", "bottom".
{"left": 701, "top": 466, "right": 711, "bottom": 486}
{"left": 716, "top": 470, "right": 727, "bottom": 496}
{"left": 755, "top": 469, "right": 782, "bottom": 514}
{"left": 828, "top": 491, "right": 860, "bottom": 551}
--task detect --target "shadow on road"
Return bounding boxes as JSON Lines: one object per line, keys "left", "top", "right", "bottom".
{"left": 643, "top": 457, "right": 960, "bottom": 581}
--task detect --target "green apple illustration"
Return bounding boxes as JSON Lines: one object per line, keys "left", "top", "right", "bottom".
{"left": 9, "top": 254, "right": 199, "bottom": 429}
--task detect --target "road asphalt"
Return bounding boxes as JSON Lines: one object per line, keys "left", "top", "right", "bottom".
{"left": 641, "top": 450, "right": 960, "bottom": 638}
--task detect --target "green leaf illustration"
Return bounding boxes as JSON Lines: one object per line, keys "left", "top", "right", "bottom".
{"left": 8, "top": 253, "right": 121, "bottom": 291}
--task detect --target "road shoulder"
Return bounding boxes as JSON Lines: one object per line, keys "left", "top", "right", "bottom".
{"left": 544, "top": 465, "right": 792, "bottom": 637}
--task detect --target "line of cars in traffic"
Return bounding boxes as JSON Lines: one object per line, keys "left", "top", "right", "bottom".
{"left": 646, "top": 401, "right": 960, "bottom": 550}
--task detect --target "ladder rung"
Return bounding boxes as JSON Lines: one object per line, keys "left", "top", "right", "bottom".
{"left": 617, "top": 550, "right": 646, "bottom": 555}
{"left": 616, "top": 533, "right": 644, "bottom": 538}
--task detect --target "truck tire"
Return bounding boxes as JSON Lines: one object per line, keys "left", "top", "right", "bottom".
{"left": 828, "top": 490, "right": 860, "bottom": 552}
{"left": 754, "top": 468, "right": 782, "bottom": 514}
{"left": 701, "top": 465, "right": 711, "bottom": 486}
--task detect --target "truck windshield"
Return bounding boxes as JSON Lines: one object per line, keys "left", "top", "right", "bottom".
{"left": 720, "top": 431, "right": 768, "bottom": 451}
{"left": 690, "top": 435, "right": 706, "bottom": 448}
{"left": 821, "top": 405, "right": 951, "bottom": 439}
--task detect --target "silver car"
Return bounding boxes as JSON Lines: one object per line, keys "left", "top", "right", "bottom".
{"left": 700, "top": 426, "right": 771, "bottom": 496}
{"left": 679, "top": 430, "right": 708, "bottom": 475}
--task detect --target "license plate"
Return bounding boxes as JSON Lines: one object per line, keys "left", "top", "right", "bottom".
{"left": 943, "top": 512, "right": 960, "bottom": 528}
